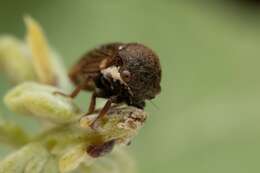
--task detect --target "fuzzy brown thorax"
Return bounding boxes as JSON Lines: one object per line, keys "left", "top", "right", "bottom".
{"left": 68, "top": 42, "right": 161, "bottom": 108}
{"left": 118, "top": 43, "right": 161, "bottom": 101}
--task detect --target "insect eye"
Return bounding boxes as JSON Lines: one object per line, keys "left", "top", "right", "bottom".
{"left": 121, "top": 70, "right": 131, "bottom": 82}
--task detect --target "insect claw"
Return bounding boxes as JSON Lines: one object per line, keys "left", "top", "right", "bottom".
{"left": 79, "top": 112, "right": 101, "bottom": 130}
{"left": 52, "top": 91, "right": 70, "bottom": 97}
{"left": 90, "top": 121, "right": 98, "bottom": 130}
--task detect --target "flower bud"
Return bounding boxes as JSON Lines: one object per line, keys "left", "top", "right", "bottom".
{"left": 4, "top": 82, "right": 81, "bottom": 124}
{"left": 0, "top": 143, "right": 51, "bottom": 173}
{"left": 0, "top": 36, "right": 37, "bottom": 84}
{"left": 0, "top": 118, "right": 29, "bottom": 147}
{"left": 80, "top": 105, "right": 148, "bottom": 145}
{"left": 59, "top": 143, "right": 93, "bottom": 173}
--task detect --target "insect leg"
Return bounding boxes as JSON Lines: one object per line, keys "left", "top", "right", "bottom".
{"left": 88, "top": 92, "right": 97, "bottom": 114}
{"left": 53, "top": 84, "right": 82, "bottom": 98}
{"left": 90, "top": 97, "right": 117, "bottom": 129}
{"left": 53, "top": 78, "right": 90, "bottom": 98}
{"left": 69, "top": 84, "right": 83, "bottom": 98}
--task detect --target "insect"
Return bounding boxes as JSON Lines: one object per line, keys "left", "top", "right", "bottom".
{"left": 64, "top": 42, "right": 161, "bottom": 128}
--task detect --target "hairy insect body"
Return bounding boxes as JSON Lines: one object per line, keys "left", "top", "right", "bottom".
{"left": 68, "top": 42, "right": 161, "bottom": 128}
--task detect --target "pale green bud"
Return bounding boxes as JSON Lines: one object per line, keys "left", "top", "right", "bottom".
{"left": 0, "top": 118, "right": 29, "bottom": 147}
{"left": 42, "top": 156, "right": 59, "bottom": 173}
{"left": 80, "top": 105, "right": 148, "bottom": 145}
{"left": 0, "top": 36, "right": 37, "bottom": 84}
{"left": 0, "top": 17, "right": 72, "bottom": 91}
{"left": 0, "top": 143, "right": 52, "bottom": 173}
{"left": 59, "top": 143, "right": 93, "bottom": 173}
{"left": 81, "top": 147, "right": 137, "bottom": 173}
{"left": 4, "top": 82, "right": 81, "bottom": 124}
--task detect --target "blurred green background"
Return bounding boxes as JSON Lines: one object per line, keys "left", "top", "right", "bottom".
{"left": 1, "top": 1, "right": 260, "bottom": 173}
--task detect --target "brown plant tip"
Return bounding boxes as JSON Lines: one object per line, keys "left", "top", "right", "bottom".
{"left": 86, "top": 139, "right": 116, "bottom": 158}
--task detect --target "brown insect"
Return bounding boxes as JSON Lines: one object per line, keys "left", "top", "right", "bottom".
{"left": 63, "top": 42, "right": 161, "bottom": 128}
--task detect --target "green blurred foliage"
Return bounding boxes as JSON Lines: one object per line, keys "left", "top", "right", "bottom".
{"left": 1, "top": 1, "right": 260, "bottom": 173}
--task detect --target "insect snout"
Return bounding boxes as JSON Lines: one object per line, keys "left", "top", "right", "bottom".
{"left": 103, "top": 72, "right": 114, "bottom": 83}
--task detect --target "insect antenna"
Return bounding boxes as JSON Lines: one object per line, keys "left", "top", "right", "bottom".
{"left": 149, "top": 100, "right": 159, "bottom": 110}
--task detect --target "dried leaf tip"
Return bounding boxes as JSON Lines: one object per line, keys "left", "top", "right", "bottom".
{"left": 24, "top": 15, "right": 56, "bottom": 85}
